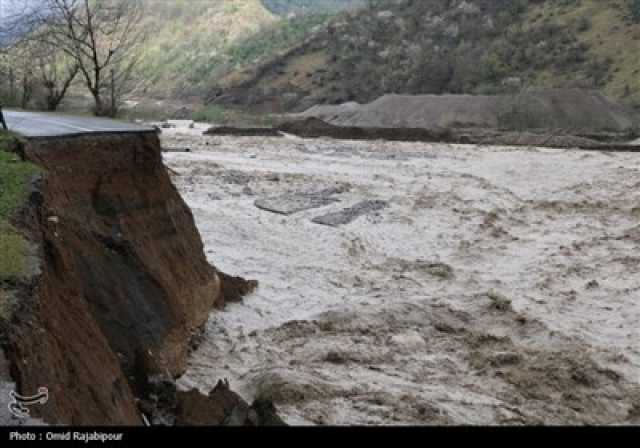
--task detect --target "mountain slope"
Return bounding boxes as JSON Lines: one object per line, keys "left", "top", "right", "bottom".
{"left": 527, "top": 0, "right": 640, "bottom": 104}
{"left": 135, "top": 0, "right": 355, "bottom": 98}
{"left": 136, "top": 0, "right": 279, "bottom": 97}
{"left": 210, "top": 0, "right": 640, "bottom": 111}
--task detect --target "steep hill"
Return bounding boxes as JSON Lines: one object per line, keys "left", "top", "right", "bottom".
{"left": 136, "top": 0, "right": 278, "bottom": 97}
{"left": 136, "top": 0, "right": 359, "bottom": 98}
{"left": 209, "top": 0, "right": 640, "bottom": 112}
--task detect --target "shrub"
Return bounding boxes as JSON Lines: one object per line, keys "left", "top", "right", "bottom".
{"left": 631, "top": 0, "right": 640, "bottom": 23}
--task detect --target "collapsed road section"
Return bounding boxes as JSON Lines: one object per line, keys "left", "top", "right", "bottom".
{"left": 0, "top": 114, "right": 269, "bottom": 426}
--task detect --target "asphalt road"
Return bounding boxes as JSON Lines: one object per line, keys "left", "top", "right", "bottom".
{"left": 3, "top": 110, "right": 155, "bottom": 138}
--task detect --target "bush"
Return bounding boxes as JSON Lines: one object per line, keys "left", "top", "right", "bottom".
{"left": 631, "top": 0, "right": 640, "bottom": 23}
{"left": 577, "top": 17, "right": 591, "bottom": 32}
{"left": 192, "top": 105, "right": 276, "bottom": 127}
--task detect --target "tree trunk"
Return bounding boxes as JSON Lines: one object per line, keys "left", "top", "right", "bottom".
{"left": 47, "top": 93, "right": 61, "bottom": 111}
{"left": 21, "top": 74, "right": 31, "bottom": 109}
{"left": 91, "top": 90, "right": 108, "bottom": 117}
{"left": 109, "top": 69, "right": 117, "bottom": 118}
{"left": 9, "top": 69, "right": 16, "bottom": 106}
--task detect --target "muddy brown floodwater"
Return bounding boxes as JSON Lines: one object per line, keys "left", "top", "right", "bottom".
{"left": 161, "top": 124, "right": 640, "bottom": 425}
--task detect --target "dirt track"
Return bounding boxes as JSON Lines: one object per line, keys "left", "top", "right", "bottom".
{"left": 162, "top": 125, "right": 640, "bottom": 425}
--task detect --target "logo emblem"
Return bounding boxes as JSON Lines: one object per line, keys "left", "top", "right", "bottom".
{"left": 8, "top": 387, "right": 49, "bottom": 419}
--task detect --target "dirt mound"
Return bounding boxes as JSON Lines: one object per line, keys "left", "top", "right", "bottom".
{"left": 278, "top": 117, "right": 639, "bottom": 150}
{"left": 298, "top": 90, "right": 638, "bottom": 136}
{"left": 138, "top": 376, "right": 286, "bottom": 426}
{"left": 301, "top": 95, "right": 503, "bottom": 130}
{"left": 204, "top": 126, "right": 283, "bottom": 137}
{"left": 175, "top": 382, "right": 286, "bottom": 426}
{"left": 468, "top": 131, "right": 640, "bottom": 151}
{"left": 278, "top": 117, "right": 453, "bottom": 142}
{"left": 219, "top": 272, "right": 258, "bottom": 304}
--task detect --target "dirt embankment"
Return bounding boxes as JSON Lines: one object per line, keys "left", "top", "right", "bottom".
{"left": 204, "top": 90, "right": 639, "bottom": 149}
{"left": 267, "top": 90, "right": 639, "bottom": 149}
{"left": 299, "top": 90, "right": 638, "bottom": 134}
{"left": 274, "top": 117, "right": 639, "bottom": 151}
{"left": 0, "top": 133, "right": 257, "bottom": 425}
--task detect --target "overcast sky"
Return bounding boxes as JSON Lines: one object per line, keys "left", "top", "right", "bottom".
{"left": 0, "top": 0, "right": 40, "bottom": 20}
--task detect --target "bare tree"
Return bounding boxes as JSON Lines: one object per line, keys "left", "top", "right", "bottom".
{"left": 0, "top": 42, "right": 36, "bottom": 108}
{"left": 0, "top": 56, "right": 18, "bottom": 106}
{"left": 35, "top": 48, "right": 80, "bottom": 111}
{"left": 4, "top": 0, "right": 146, "bottom": 116}
{"left": 4, "top": 38, "right": 80, "bottom": 111}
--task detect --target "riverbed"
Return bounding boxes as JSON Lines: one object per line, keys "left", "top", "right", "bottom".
{"left": 162, "top": 125, "right": 640, "bottom": 425}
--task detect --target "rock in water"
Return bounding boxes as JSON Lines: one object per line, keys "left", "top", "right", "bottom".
{"left": 173, "top": 380, "right": 287, "bottom": 426}
{"left": 251, "top": 398, "right": 288, "bottom": 426}
{"left": 255, "top": 188, "right": 346, "bottom": 215}
{"left": 218, "top": 271, "right": 258, "bottom": 304}
{"left": 312, "top": 200, "right": 389, "bottom": 227}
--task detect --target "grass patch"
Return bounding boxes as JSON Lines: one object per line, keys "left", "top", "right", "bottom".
{"left": 0, "top": 289, "right": 9, "bottom": 321}
{"left": 0, "top": 221, "right": 28, "bottom": 280}
{"left": 0, "top": 133, "right": 40, "bottom": 281}
{"left": 192, "top": 105, "right": 278, "bottom": 127}
{"left": 191, "top": 105, "right": 228, "bottom": 123}
{"left": 0, "top": 149, "right": 39, "bottom": 220}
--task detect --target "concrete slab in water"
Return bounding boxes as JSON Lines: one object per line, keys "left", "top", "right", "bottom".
{"left": 255, "top": 190, "right": 342, "bottom": 215}
{"left": 312, "top": 200, "right": 389, "bottom": 227}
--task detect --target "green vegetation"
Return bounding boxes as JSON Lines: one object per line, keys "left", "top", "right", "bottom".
{"left": 0, "top": 221, "right": 28, "bottom": 280}
{"left": 325, "top": 0, "right": 598, "bottom": 99}
{"left": 274, "top": 0, "right": 640, "bottom": 107}
{"left": 192, "top": 105, "right": 277, "bottom": 127}
{"left": 0, "top": 133, "right": 40, "bottom": 281}
{"left": 223, "top": 13, "right": 332, "bottom": 74}
{"left": 630, "top": 0, "right": 640, "bottom": 23}
{"left": 527, "top": 0, "right": 640, "bottom": 106}
{"left": 135, "top": 0, "right": 343, "bottom": 97}
{"left": 185, "top": 13, "right": 333, "bottom": 92}
{"left": 135, "top": 0, "right": 279, "bottom": 96}
{"left": 262, "top": 0, "right": 363, "bottom": 15}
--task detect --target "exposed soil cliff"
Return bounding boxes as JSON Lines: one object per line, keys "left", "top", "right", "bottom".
{"left": 1, "top": 133, "right": 229, "bottom": 425}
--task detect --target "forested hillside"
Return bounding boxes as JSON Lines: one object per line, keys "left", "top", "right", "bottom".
{"left": 136, "top": 0, "right": 278, "bottom": 96}
{"left": 136, "top": 0, "right": 360, "bottom": 97}
{"left": 211, "top": 0, "right": 640, "bottom": 111}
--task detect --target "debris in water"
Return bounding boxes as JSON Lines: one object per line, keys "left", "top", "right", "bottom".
{"left": 487, "top": 290, "right": 513, "bottom": 312}
{"left": 312, "top": 200, "right": 389, "bottom": 227}
{"left": 255, "top": 189, "right": 344, "bottom": 215}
